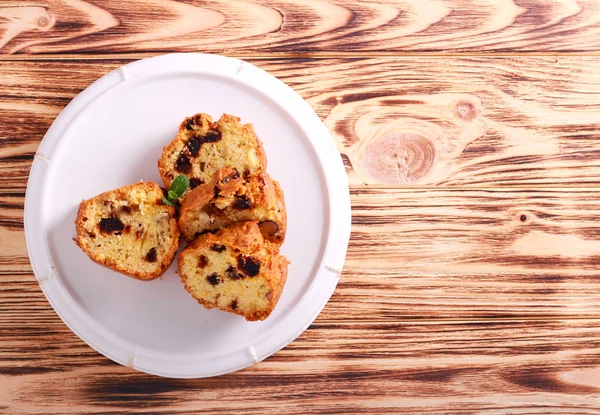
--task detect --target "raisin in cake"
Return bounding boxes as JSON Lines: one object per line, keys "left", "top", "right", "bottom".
{"left": 158, "top": 113, "right": 267, "bottom": 195}
{"left": 75, "top": 182, "right": 180, "bottom": 281}
{"left": 178, "top": 221, "right": 288, "bottom": 321}
{"left": 179, "top": 167, "right": 286, "bottom": 244}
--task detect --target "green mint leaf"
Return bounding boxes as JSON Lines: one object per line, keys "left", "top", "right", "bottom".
{"left": 168, "top": 190, "right": 178, "bottom": 200}
{"left": 162, "top": 196, "right": 174, "bottom": 207}
{"left": 170, "top": 175, "right": 189, "bottom": 197}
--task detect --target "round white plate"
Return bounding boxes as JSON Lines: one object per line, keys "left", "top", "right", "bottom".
{"left": 24, "top": 53, "right": 351, "bottom": 378}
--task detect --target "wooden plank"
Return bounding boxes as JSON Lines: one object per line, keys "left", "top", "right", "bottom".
{"left": 4, "top": 268, "right": 600, "bottom": 324}
{"left": 1, "top": 319, "right": 600, "bottom": 413}
{"left": 349, "top": 187, "right": 600, "bottom": 276}
{"left": 2, "top": 1, "right": 600, "bottom": 54}
{"left": 5, "top": 186, "right": 600, "bottom": 320}
{"left": 3, "top": 57, "right": 600, "bottom": 188}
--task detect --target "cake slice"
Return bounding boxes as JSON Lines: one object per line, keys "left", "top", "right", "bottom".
{"left": 75, "top": 181, "right": 180, "bottom": 281}
{"left": 158, "top": 113, "right": 267, "bottom": 197}
{"left": 179, "top": 167, "right": 286, "bottom": 244}
{"left": 178, "top": 221, "right": 289, "bottom": 321}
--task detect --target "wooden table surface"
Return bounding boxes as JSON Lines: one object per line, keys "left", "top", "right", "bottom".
{"left": 2, "top": 1, "right": 600, "bottom": 413}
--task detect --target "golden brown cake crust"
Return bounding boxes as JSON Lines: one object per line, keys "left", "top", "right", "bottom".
{"left": 271, "top": 180, "right": 287, "bottom": 242}
{"left": 178, "top": 221, "right": 289, "bottom": 321}
{"left": 75, "top": 181, "right": 180, "bottom": 281}
{"left": 178, "top": 167, "right": 286, "bottom": 244}
{"left": 157, "top": 113, "right": 267, "bottom": 195}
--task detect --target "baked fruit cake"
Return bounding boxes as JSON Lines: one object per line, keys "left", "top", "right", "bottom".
{"left": 158, "top": 113, "right": 267, "bottom": 196}
{"left": 75, "top": 182, "right": 180, "bottom": 281}
{"left": 178, "top": 221, "right": 289, "bottom": 321}
{"left": 178, "top": 167, "right": 286, "bottom": 244}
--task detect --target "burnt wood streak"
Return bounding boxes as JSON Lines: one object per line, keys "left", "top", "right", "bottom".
{"left": 2, "top": 0, "right": 600, "bottom": 412}
{"left": 1, "top": 1, "right": 600, "bottom": 54}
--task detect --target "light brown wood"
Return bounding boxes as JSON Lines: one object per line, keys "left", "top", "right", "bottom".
{"left": 2, "top": 3, "right": 600, "bottom": 410}
{"left": 349, "top": 187, "right": 600, "bottom": 275}
{"left": 2, "top": 1, "right": 600, "bottom": 54}
{"left": 1, "top": 318, "right": 600, "bottom": 413}
{"left": 299, "top": 57, "right": 600, "bottom": 187}
{"left": 5, "top": 188, "right": 600, "bottom": 322}
{"left": 3, "top": 57, "right": 600, "bottom": 189}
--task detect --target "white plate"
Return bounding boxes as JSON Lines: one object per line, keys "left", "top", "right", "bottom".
{"left": 24, "top": 53, "right": 351, "bottom": 378}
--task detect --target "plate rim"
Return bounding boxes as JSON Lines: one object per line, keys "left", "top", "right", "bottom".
{"left": 23, "top": 52, "right": 351, "bottom": 378}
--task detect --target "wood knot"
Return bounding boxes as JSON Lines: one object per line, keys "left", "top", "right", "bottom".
{"left": 518, "top": 212, "right": 535, "bottom": 223}
{"left": 362, "top": 132, "right": 436, "bottom": 184}
{"left": 37, "top": 13, "right": 52, "bottom": 27}
{"left": 453, "top": 100, "right": 479, "bottom": 121}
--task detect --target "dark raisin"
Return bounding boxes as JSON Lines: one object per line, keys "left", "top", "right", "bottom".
{"left": 198, "top": 255, "right": 208, "bottom": 268}
{"left": 231, "top": 169, "right": 240, "bottom": 180}
{"left": 135, "top": 229, "right": 143, "bottom": 239}
{"left": 175, "top": 153, "right": 192, "bottom": 173}
{"left": 200, "top": 129, "right": 221, "bottom": 144}
{"left": 207, "top": 273, "right": 221, "bottom": 286}
{"left": 213, "top": 186, "right": 220, "bottom": 198}
{"left": 121, "top": 206, "right": 132, "bottom": 214}
{"left": 200, "top": 162, "right": 206, "bottom": 171}
{"left": 259, "top": 220, "right": 279, "bottom": 237}
{"left": 189, "top": 177, "right": 203, "bottom": 189}
{"left": 99, "top": 217, "right": 125, "bottom": 234}
{"left": 233, "top": 195, "right": 252, "bottom": 210}
{"left": 145, "top": 248, "right": 157, "bottom": 262}
{"left": 210, "top": 244, "right": 226, "bottom": 253}
{"left": 231, "top": 300, "right": 238, "bottom": 310}
{"left": 82, "top": 217, "right": 88, "bottom": 222}
{"left": 114, "top": 232, "right": 122, "bottom": 236}
{"left": 237, "top": 254, "right": 260, "bottom": 277}
{"left": 88, "top": 232, "right": 96, "bottom": 239}
{"left": 181, "top": 130, "right": 221, "bottom": 161}
{"left": 124, "top": 225, "right": 131, "bottom": 234}
{"left": 185, "top": 118, "right": 195, "bottom": 130}
{"left": 187, "top": 137, "right": 201, "bottom": 157}
{"left": 225, "top": 265, "right": 245, "bottom": 280}
{"left": 243, "top": 170, "right": 250, "bottom": 180}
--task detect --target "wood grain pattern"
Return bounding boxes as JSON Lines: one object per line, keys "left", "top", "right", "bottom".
{"left": 2, "top": 0, "right": 600, "bottom": 54}
{"left": 3, "top": 57, "right": 600, "bottom": 190}
{"left": 292, "top": 57, "right": 600, "bottom": 187}
{"left": 349, "top": 188, "right": 600, "bottom": 276}
{"left": 2, "top": 7, "right": 600, "bottom": 410}
{"left": 5, "top": 188, "right": 600, "bottom": 321}
{"left": 1, "top": 318, "right": 600, "bottom": 413}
